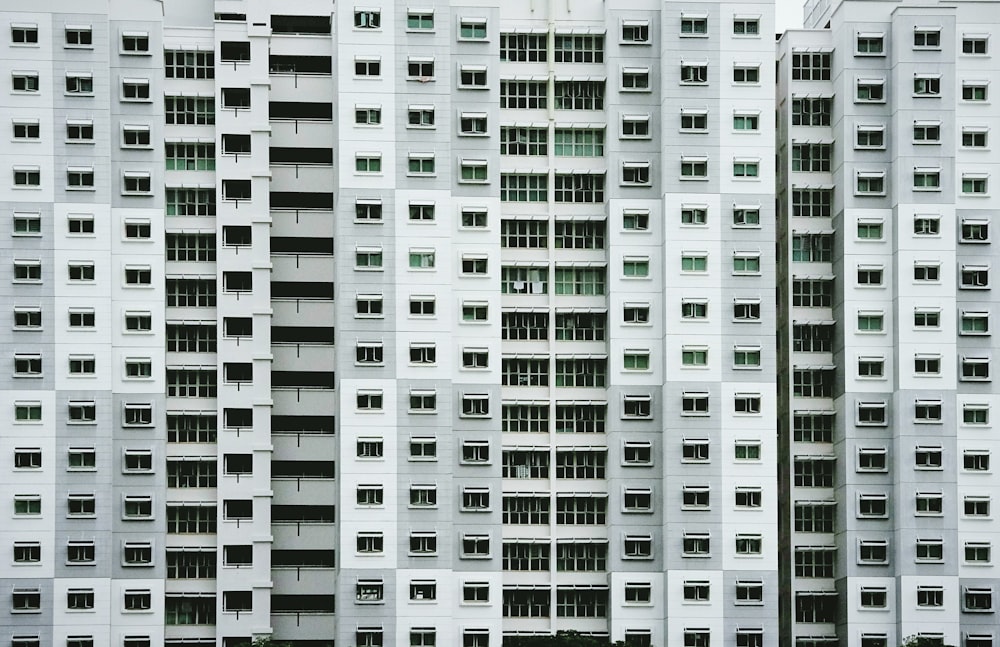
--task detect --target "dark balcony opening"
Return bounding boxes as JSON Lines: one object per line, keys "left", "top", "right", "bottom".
{"left": 272, "top": 415, "right": 334, "bottom": 434}
{"left": 272, "top": 549, "right": 335, "bottom": 568}
{"left": 270, "top": 192, "right": 334, "bottom": 211}
{"left": 270, "top": 147, "right": 332, "bottom": 166}
{"left": 269, "top": 102, "right": 333, "bottom": 121}
{"left": 269, "top": 55, "right": 331, "bottom": 75}
{"left": 272, "top": 371, "right": 335, "bottom": 390}
{"left": 271, "top": 15, "right": 332, "bottom": 35}
{"left": 272, "top": 460, "right": 335, "bottom": 479}
{"left": 271, "top": 281, "right": 334, "bottom": 300}
{"left": 271, "top": 505, "right": 335, "bottom": 524}
{"left": 272, "top": 326, "right": 334, "bottom": 345}
{"left": 270, "top": 237, "right": 334, "bottom": 255}
{"left": 220, "top": 41, "right": 250, "bottom": 62}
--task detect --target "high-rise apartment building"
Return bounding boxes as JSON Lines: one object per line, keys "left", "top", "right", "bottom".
{"left": 0, "top": 0, "right": 776, "bottom": 646}
{"left": 777, "top": 1, "right": 1000, "bottom": 646}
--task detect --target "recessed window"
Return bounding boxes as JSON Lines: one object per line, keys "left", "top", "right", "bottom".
{"left": 65, "top": 73, "right": 94, "bottom": 95}
{"left": 913, "top": 74, "right": 941, "bottom": 96}
{"left": 680, "top": 110, "right": 708, "bottom": 132}
{"left": 460, "top": 19, "right": 487, "bottom": 40}
{"left": 121, "top": 31, "right": 149, "bottom": 54}
{"left": 681, "top": 15, "right": 708, "bottom": 35}
{"left": 354, "top": 57, "right": 381, "bottom": 77}
{"left": 66, "top": 167, "right": 94, "bottom": 190}
{"left": 680, "top": 63, "right": 708, "bottom": 84}
{"left": 856, "top": 78, "right": 885, "bottom": 102}
{"left": 856, "top": 32, "right": 884, "bottom": 54}
{"left": 354, "top": 10, "right": 381, "bottom": 29}
{"left": 11, "top": 24, "right": 38, "bottom": 45}
{"left": 65, "top": 26, "right": 92, "bottom": 47}
{"left": 355, "top": 154, "right": 382, "bottom": 174}
{"left": 12, "top": 72, "right": 40, "bottom": 93}
{"left": 622, "top": 67, "right": 650, "bottom": 91}
{"left": 914, "top": 28, "right": 941, "bottom": 49}
{"left": 734, "top": 17, "right": 759, "bottom": 35}
{"left": 856, "top": 171, "right": 886, "bottom": 195}
{"left": 13, "top": 167, "right": 41, "bottom": 188}
{"left": 621, "top": 20, "right": 650, "bottom": 44}
{"left": 407, "top": 12, "right": 434, "bottom": 30}
{"left": 856, "top": 125, "right": 885, "bottom": 149}
{"left": 622, "top": 114, "right": 650, "bottom": 138}
{"left": 963, "top": 174, "right": 989, "bottom": 195}
{"left": 681, "top": 157, "right": 708, "bottom": 179}
{"left": 733, "top": 65, "right": 760, "bottom": 83}
{"left": 733, "top": 112, "right": 759, "bottom": 131}
{"left": 12, "top": 119, "right": 40, "bottom": 140}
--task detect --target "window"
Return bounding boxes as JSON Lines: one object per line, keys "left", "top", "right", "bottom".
{"left": 734, "top": 300, "right": 761, "bottom": 321}
{"left": 792, "top": 51, "right": 832, "bottom": 80}
{"left": 963, "top": 174, "right": 989, "bottom": 195}
{"left": 857, "top": 401, "right": 887, "bottom": 425}
{"left": 858, "top": 540, "right": 887, "bottom": 564}
{"left": 354, "top": 10, "right": 381, "bottom": 28}
{"left": 964, "top": 82, "right": 989, "bottom": 101}
{"left": 959, "top": 310, "right": 990, "bottom": 335}
{"left": 13, "top": 542, "right": 41, "bottom": 563}
{"left": 857, "top": 78, "right": 885, "bottom": 102}
{"left": 355, "top": 199, "right": 382, "bottom": 223}
{"left": 12, "top": 211, "right": 41, "bottom": 236}
{"left": 120, "top": 31, "right": 149, "bottom": 53}
{"left": 961, "top": 265, "right": 990, "bottom": 289}
{"left": 553, "top": 128, "right": 604, "bottom": 157}
{"left": 459, "top": 112, "right": 487, "bottom": 136}
{"left": 460, "top": 19, "right": 487, "bottom": 39}
{"left": 680, "top": 63, "right": 708, "bottom": 84}
{"left": 622, "top": 114, "right": 650, "bottom": 138}
{"left": 914, "top": 75, "right": 941, "bottom": 96}
{"left": 856, "top": 125, "right": 885, "bottom": 149}
{"left": 966, "top": 496, "right": 991, "bottom": 517}
{"left": 406, "top": 57, "right": 434, "bottom": 80}
{"left": 620, "top": 19, "right": 650, "bottom": 43}
{"left": 459, "top": 65, "right": 487, "bottom": 88}
{"left": 622, "top": 67, "right": 650, "bottom": 91}
{"left": 408, "top": 249, "right": 435, "bottom": 269}
{"left": 857, "top": 32, "right": 885, "bottom": 54}
{"left": 12, "top": 588, "right": 41, "bottom": 612}
{"left": 12, "top": 119, "right": 39, "bottom": 141}
{"left": 733, "top": 254, "right": 761, "bottom": 274}
{"left": 11, "top": 24, "right": 38, "bottom": 44}
{"left": 500, "top": 80, "right": 547, "bottom": 108}
{"left": 623, "top": 257, "right": 649, "bottom": 278}
{"left": 734, "top": 17, "right": 759, "bottom": 35}
{"left": 733, "top": 65, "right": 760, "bottom": 83}
{"left": 12, "top": 73, "right": 39, "bottom": 93}
{"left": 966, "top": 542, "right": 992, "bottom": 564}
{"left": 165, "top": 50, "right": 213, "bottom": 78}
{"left": 64, "top": 27, "right": 92, "bottom": 46}
{"left": 964, "top": 35, "right": 989, "bottom": 54}
{"left": 681, "top": 14, "right": 708, "bottom": 35}
{"left": 856, "top": 172, "right": 886, "bottom": 195}
{"left": 553, "top": 79, "right": 606, "bottom": 110}
{"left": 734, "top": 113, "right": 759, "bottom": 130}
{"left": 964, "top": 450, "right": 991, "bottom": 472}
{"left": 13, "top": 166, "right": 41, "bottom": 187}
{"left": 914, "top": 27, "right": 941, "bottom": 48}
{"left": 165, "top": 96, "right": 214, "bottom": 125}
{"left": 407, "top": 11, "right": 434, "bottom": 30}
{"left": 14, "top": 495, "right": 41, "bottom": 516}
{"left": 65, "top": 73, "right": 93, "bottom": 95}
{"left": 121, "top": 78, "right": 150, "bottom": 101}
{"left": 354, "top": 57, "right": 381, "bottom": 77}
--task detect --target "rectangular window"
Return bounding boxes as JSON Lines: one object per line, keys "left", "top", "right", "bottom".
{"left": 792, "top": 51, "right": 832, "bottom": 80}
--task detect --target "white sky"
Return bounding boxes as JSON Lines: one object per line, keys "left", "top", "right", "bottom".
{"left": 776, "top": 0, "right": 806, "bottom": 34}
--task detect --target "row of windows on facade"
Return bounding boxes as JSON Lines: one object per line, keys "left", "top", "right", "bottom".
{"left": 793, "top": 224, "right": 991, "bottom": 263}
{"left": 349, "top": 389, "right": 762, "bottom": 419}
{"left": 790, "top": 102, "right": 990, "bottom": 149}
{"left": 791, "top": 32, "right": 989, "bottom": 74}
{"left": 793, "top": 587, "right": 996, "bottom": 621}
{"left": 793, "top": 275, "right": 997, "bottom": 309}
{"left": 794, "top": 543, "right": 996, "bottom": 577}
{"left": 351, "top": 530, "right": 762, "bottom": 561}
{"left": 364, "top": 300, "right": 759, "bottom": 333}
{"left": 790, "top": 163, "right": 992, "bottom": 197}
{"left": 796, "top": 636, "right": 988, "bottom": 647}
{"left": 356, "top": 434, "right": 758, "bottom": 465}
{"left": 792, "top": 70, "right": 993, "bottom": 104}
{"left": 8, "top": 23, "right": 147, "bottom": 50}
{"left": 348, "top": 579, "right": 768, "bottom": 609}
{"left": 793, "top": 403, "right": 994, "bottom": 433}
{"left": 794, "top": 317, "right": 992, "bottom": 353}
{"left": 350, "top": 10, "right": 761, "bottom": 42}
{"left": 352, "top": 484, "right": 766, "bottom": 513}
{"left": 7, "top": 442, "right": 752, "bottom": 477}
{"left": 796, "top": 502, "right": 1000, "bottom": 537}
{"left": 794, "top": 369, "right": 996, "bottom": 402}
{"left": 353, "top": 108, "right": 763, "bottom": 139}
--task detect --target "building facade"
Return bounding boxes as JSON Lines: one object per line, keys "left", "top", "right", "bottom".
{"left": 777, "top": 1, "right": 1000, "bottom": 646}
{"left": 0, "top": 0, "right": 777, "bottom": 646}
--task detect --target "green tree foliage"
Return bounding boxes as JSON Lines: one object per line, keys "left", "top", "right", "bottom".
{"left": 503, "top": 632, "right": 631, "bottom": 647}
{"left": 900, "top": 636, "right": 954, "bottom": 647}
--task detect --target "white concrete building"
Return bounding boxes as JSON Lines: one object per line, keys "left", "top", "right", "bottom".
{"left": 0, "top": 0, "right": 777, "bottom": 645}
{"left": 778, "top": 1, "right": 1000, "bottom": 646}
